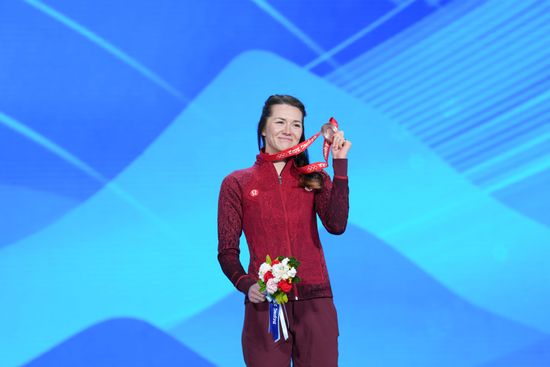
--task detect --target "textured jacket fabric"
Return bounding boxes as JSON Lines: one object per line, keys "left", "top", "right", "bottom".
{"left": 217, "top": 153, "right": 349, "bottom": 301}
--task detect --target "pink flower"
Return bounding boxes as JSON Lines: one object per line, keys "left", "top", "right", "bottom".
{"left": 266, "top": 278, "right": 278, "bottom": 294}
{"left": 263, "top": 271, "right": 274, "bottom": 283}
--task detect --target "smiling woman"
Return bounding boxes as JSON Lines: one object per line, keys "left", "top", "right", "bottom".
{"left": 218, "top": 94, "right": 351, "bottom": 366}
{"left": 261, "top": 104, "right": 303, "bottom": 154}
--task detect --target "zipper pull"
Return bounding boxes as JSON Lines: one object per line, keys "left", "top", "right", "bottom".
{"left": 278, "top": 175, "right": 282, "bottom": 185}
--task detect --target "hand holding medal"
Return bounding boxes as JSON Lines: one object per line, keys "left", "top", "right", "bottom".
{"left": 322, "top": 121, "right": 351, "bottom": 159}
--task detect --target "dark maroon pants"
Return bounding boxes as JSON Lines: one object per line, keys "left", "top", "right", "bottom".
{"left": 242, "top": 297, "right": 339, "bottom": 367}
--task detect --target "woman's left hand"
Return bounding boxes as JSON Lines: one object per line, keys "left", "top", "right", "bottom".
{"left": 331, "top": 130, "right": 352, "bottom": 159}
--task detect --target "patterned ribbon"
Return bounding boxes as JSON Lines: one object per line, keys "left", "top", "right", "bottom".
{"left": 260, "top": 117, "right": 339, "bottom": 174}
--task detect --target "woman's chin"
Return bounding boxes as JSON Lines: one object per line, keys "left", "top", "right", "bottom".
{"left": 267, "top": 141, "right": 297, "bottom": 153}
{"left": 279, "top": 142, "right": 297, "bottom": 150}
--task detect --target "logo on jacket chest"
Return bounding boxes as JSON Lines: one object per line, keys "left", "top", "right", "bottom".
{"left": 249, "top": 189, "right": 259, "bottom": 197}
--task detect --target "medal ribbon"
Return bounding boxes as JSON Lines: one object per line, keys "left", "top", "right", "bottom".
{"left": 260, "top": 117, "right": 339, "bottom": 174}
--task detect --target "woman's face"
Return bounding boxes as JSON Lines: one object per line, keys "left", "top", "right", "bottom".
{"left": 262, "top": 104, "right": 303, "bottom": 154}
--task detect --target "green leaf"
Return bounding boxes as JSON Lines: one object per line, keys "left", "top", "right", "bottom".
{"left": 293, "top": 276, "right": 301, "bottom": 284}
{"left": 258, "top": 280, "right": 266, "bottom": 293}
{"left": 266, "top": 255, "right": 272, "bottom": 265}
{"left": 258, "top": 281, "right": 266, "bottom": 293}
{"left": 288, "top": 257, "right": 300, "bottom": 268}
{"left": 283, "top": 294, "right": 288, "bottom": 303}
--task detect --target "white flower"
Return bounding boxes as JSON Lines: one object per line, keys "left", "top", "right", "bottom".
{"left": 272, "top": 263, "right": 285, "bottom": 279}
{"left": 266, "top": 278, "right": 278, "bottom": 294}
{"left": 280, "top": 265, "right": 291, "bottom": 280}
{"left": 282, "top": 258, "right": 289, "bottom": 266}
{"left": 273, "top": 263, "right": 292, "bottom": 280}
{"left": 287, "top": 267, "right": 297, "bottom": 278}
{"left": 258, "top": 263, "right": 272, "bottom": 279}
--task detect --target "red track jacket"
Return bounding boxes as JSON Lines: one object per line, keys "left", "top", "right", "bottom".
{"left": 217, "top": 153, "right": 349, "bottom": 301}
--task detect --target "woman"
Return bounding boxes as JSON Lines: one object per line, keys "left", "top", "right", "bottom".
{"left": 217, "top": 94, "right": 351, "bottom": 366}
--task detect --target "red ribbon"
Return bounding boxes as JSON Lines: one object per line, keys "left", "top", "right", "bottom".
{"left": 260, "top": 117, "right": 339, "bottom": 174}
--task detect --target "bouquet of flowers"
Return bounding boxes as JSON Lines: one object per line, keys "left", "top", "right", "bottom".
{"left": 258, "top": 255, "right": 301, "bottom": 303}
{"left": 257, "top": 255, "right": 300, "bottom": 341}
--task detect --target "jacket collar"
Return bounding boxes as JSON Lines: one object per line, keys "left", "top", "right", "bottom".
{"left": 255, "top": 151, "right": 298, "bottom": 177}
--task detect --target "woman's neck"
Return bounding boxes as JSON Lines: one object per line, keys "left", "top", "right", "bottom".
{"left": 273, "top": 160, "right": 287, "bottom": 176}
{"left": 262, "top": 147, "right": 289, "bottom": 176}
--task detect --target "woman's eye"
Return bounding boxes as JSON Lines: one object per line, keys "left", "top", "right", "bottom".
{"left": 293, "top": 124, "right": 302, "bottom": 128}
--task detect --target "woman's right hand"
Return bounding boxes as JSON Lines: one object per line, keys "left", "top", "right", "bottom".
{"left": 248, "top": 283, "right": 266, "bottom": 303}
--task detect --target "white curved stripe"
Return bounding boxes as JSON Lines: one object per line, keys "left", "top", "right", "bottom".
{"left": 305, "top": 0, "right": 418, "bottom": 70}
{"left": 249, "top": 0, "right": 339, "bottom": 69}
{"left": 485, "top": 154, "right": 550, "bottom": 194}
{"left": 0, "top": 112, "right": 106, "bottom": 183}
{"left": 463, "top": 132, "right": 550, "bottom": 177}
{"left": 0, "top": 111, "right": 173, "bottom": 233}
{"left": 23, "top": 0, "right": 187, "bottom": 102}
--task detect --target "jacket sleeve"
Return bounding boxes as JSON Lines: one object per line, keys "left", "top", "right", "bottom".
{"left": 314, "top": 158, "right": 349, "bottom": 235}
{"left": 217, "top": 175, "right": 257, "bottom": 295}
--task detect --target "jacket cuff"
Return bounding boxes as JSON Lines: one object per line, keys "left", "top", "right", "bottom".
{"left": 236, "top": 275, "right": 257, "bottom": 295}
{"left": 332, "top": 158, "right": 348, "bottom": 178}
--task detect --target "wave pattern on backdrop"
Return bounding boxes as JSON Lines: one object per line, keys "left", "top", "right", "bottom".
{"left": 0, "top": 1, "right": 548, "bottom": 366}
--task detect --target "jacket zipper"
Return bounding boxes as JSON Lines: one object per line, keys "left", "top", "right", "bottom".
{"left": 277, "top": 169, "right": 300, "bottom": 301}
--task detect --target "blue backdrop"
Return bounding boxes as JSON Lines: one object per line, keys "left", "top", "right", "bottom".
{"left": 1, "top": 0, "right": 549, "bottom": 366}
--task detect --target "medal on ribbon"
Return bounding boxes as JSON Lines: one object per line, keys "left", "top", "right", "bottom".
{"left": 260, "top": 117, "right": 340, "bottom": 173}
